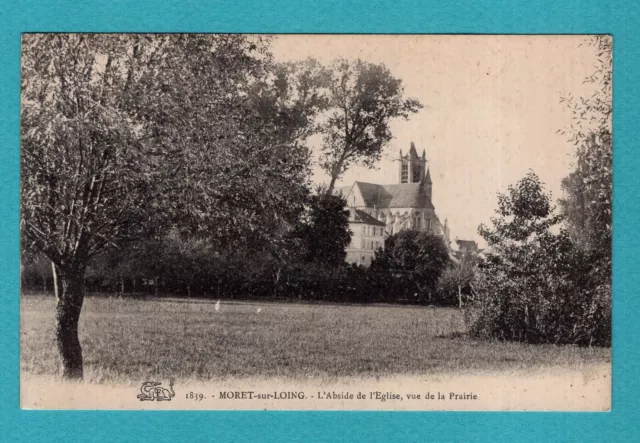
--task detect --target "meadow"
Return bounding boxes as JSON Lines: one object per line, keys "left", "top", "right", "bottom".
{"left": 20, "top": 293, "right": 611, "bottom": 384}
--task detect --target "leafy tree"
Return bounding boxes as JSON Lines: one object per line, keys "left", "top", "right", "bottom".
{"left": 21, "top": 34, "right": 316, "bottom": 379}
{"left": 371, "top": 229, "right": 450, "bottom": 301}
{"left": 558, "top": 35, "right": 612, "bottom": 269}
{"left": 479, "top": 171, "right": 562, "bottom": 247}
{"left": 470, "top": 172, "right": 610, "bottom": 346}
{"left": 255, "top": 58, "right": 331, "bottom": 143}
{"left": 295, "top": 187, "right": 351, "bottom": 266}
{"left": 318, "top": 59, "right": 422, "bottom": 193}
{"left": 474, "top": 172, "right": 562, "bottom": 341}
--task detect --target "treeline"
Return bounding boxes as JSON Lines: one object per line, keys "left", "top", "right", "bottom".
{"left": 22, "top": 260, "right": 457, "bottom": 306}
{"left": 23, "top": 211, "right": 459, "bottom": 306}
{"left": 22, "top": 190, "right": 458, "bottom": 305}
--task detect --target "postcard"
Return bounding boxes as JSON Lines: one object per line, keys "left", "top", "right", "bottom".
{"left": 19, "top": 34, "right": 611, "bottom": 410}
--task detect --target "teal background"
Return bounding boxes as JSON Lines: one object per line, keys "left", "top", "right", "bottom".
{"left": 0, "top": 1, "right": 637, "bottom": 441}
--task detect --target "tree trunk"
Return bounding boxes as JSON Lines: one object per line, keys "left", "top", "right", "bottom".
{"left": 52, "top": 261, "right": 59, "bottom": 298}
{"left": 327, "top": 174, "right": 339, "bottom": 195}
{"left": 52, "top": 264, "right": 86, "bottom": 380}
{"left": 273, "top": 268, "right": 281, "bottom": 298}
{"left": 458, "top": 285, "right": 463, "bottom": 309}
{"left": 326, "top": 152, "right": 348, "bottom": 195}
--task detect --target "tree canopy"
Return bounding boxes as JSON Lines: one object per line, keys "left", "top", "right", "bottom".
{"left": 317, "top": 59, "right": 422, "bottom": 193}
{"left": 294, "top": 187, "right": 352, "bottom": 266}
{"left": 558, "top": 35, "right": 612, "bottom": 267}
{"left": 372, "top": 229, "right": 450, "bottom": 301}
{"left": 20, "top": 34, "right": 322, "bottom": 378}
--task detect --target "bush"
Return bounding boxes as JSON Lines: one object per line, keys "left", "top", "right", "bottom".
{"left": 466, "top": 238, "right": 610, "bottom": 346}
{"left": 467, "top": 172, "right": 610, "bottom": 347}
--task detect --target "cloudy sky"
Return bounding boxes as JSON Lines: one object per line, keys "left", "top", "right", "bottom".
{"left": 270, "top": 35, "right": 600, "bottom": 246}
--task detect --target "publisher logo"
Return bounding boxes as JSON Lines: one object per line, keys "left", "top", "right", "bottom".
{"left": 137, "top": 379, "right": 175, "bottom": 401}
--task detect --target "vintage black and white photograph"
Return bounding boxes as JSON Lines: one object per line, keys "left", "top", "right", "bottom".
{"left": 20, "top": 34, "right": 611, "bottom": 410}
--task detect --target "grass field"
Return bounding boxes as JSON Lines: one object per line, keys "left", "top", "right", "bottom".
{"left": 20, "top": 293, "right": 611, "bottom": 384}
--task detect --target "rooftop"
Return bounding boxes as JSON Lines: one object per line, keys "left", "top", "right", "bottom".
{"left": 348, "top": 208, "right": 386, "bottom": 227}
{"left": 338, "top": 181, "right": 434, "bottom": 209}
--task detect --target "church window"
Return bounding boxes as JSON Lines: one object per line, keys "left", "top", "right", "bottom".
{"left": 401, "top": 163, "right": 408, "bottom": 183}
{"left": 412, "top": 165, "right": 422, "bottom": 183}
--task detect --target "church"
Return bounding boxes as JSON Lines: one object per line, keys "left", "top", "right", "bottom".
{"left": 338, "top": 142, "right": 451, "bottom": 266}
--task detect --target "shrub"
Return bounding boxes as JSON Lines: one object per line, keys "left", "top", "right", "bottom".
{"left": 467, "top": 172, "right": 611, "bottom": 346}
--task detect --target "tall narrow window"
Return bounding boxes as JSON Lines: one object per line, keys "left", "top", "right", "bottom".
{"left": 412, "top": 165, "right": 422, "bottom": 183}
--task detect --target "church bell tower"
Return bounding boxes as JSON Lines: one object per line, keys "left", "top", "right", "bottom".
{"left": 398, "top": 142, "right": 427, "bottom": 184}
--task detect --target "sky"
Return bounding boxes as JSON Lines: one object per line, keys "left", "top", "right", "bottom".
{"left": 269, "top": 35, "right": 601, "bottom": 246}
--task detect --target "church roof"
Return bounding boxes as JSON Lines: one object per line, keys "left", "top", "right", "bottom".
{"left": 342, "top": 181, "right": 434, "bottom": 210}
{"left": 337, "top": 185, "right": 354, "bottom": 198}
{"left": 349, "top": 209, "right": 386, "bottom": 227}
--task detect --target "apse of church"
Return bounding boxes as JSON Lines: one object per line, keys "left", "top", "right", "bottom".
{"left": 339, "top": 142, "right": 451, "bottom": 266}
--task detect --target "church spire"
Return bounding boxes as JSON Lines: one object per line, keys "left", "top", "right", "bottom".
{"left": 424, "top": 167, "right": 432, "bottom": 184}
{"left": 409, "top": 141, "right": 418, "bottom": 157}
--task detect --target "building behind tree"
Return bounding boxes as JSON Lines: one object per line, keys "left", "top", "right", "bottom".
{"left": 339, "top": 142, "right": 452, "bottom": 266}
